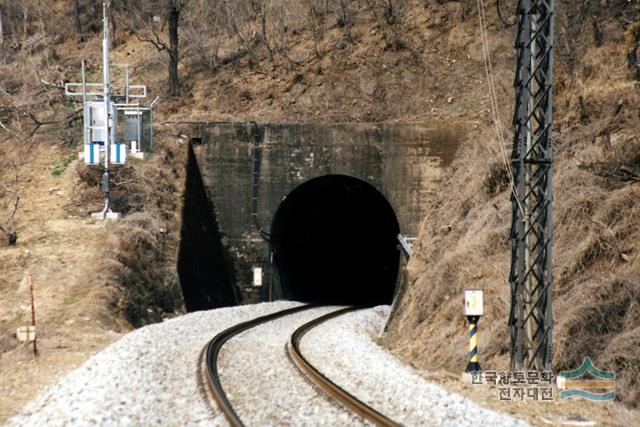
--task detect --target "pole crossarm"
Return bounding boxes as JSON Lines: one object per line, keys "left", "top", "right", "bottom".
{"left": 508, "top": 0, "right": 555, "bottom": 372}
{"left": 65, "top": 83, "right": 147, "bottom": 98}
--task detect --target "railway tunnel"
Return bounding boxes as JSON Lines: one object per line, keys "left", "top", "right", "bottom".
{"left": 178, "top": 122, "right": 466, "bottom": 311}
{"left": 270, "top": 175, "right": 401, "bottom": 306}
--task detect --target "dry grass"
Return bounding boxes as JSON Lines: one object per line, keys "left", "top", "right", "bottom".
{"left": 0, "top": 136, "right": 186, "bottom": 422}
{"left": 384, "top": 1, "right": 640, "bottom": 418}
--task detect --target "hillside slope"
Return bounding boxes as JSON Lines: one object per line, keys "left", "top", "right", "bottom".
{"left": 384, "top": 0, "right": 640, "bottom": 413}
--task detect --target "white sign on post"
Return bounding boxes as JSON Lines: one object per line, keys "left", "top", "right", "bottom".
{"left": 253, "top": 267, "right": 263, "bottom": 287}
{"left": 463, "top": 290, "right": 484, "bottom": 316}
{"left": 16, "top": 325, "right": 36, "bottom": 342}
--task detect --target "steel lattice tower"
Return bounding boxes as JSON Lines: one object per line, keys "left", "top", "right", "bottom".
{"left": 509, "top": 0, "right": 555, "bottom": 371}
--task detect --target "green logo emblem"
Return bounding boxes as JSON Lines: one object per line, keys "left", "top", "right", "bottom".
{"left": 557, "top": 357, "right": 615, "bottom": 401}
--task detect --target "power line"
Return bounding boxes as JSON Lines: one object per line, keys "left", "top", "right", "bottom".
{"left": 476, "top": 0, "right": 524, "bottom": 217}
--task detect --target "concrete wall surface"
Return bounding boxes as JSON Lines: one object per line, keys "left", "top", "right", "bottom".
{"left": 185, "top": 121, "right": 468, "bottom": 303}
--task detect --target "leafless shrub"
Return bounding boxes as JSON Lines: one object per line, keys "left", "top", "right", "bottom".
{"left": 582, "top": 136, "right": 640, "bottom": 185}
{"left": 0, "top": 122, "right": 34, "bottom": 246}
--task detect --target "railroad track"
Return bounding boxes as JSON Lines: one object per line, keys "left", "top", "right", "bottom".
{"left": 203, "top": 304, "right": 400, "bottom": 427}
{"left": 286, "top": 307, "right": 400, "bottom": 427}
{"left": 203, "top": 304, "right": 313, "bottom": 426}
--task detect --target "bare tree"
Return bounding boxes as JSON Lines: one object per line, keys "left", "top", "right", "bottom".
{"left": 181, "top": 0, "right": 223, "bottom": 69}
{"left": 252, "top": 1, "right": 273, "bottom": 61}
{"left": 221, "top": 0, "right": 258, "bottom": 62}
{"left": 21, "top": 3, "right": 28, "bottom": 38}
{"left": 126, "top": 1, "right": 188, "bottom": 97}
{"left": 73, "top": 0, "right": 83, "bottom": 42}
{"left": 0, "top": 158, "right": 19, "bottom": 246}
{"left": 337, "top": 0, "right": 353, "bottom": 42}
{"left": 366, "top": 0, "right": 403, "bottom": 50}
{"left": 109, "top": 2, "right": 118, "bottom": 47}
{"left": 0, "top": 119, "right": 33, "bottom": 247}
{"left": 305, "top": 0, "right": 324, "bottom": 59}
{"left": 167, "top": 3, "right": 180, "bottom": 95}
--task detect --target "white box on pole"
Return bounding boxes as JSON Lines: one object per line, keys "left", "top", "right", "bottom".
{"left": 463, "top": 290, "right": 484, "bottom": 316}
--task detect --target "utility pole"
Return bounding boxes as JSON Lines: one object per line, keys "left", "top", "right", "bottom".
{"left": 101, "top": 2, "right": 112, "bottom": 219}
{"left": 66, "top": 3, "right": 154, "bottom": 220}
{"left": 508, "top": 0, "right": 555, "bottom": 371}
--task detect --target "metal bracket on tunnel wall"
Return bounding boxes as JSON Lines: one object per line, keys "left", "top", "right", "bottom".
{"left": 381, "top": 234, "right": 416, "bottom": 335}
{"left": 248, "top": 121, "right": 273, "bottom": 302}
{"left": 248, "top": 121, "right": 271, "bottom": 242}
{"left": 397, "top": 234, "right": 415, "bottom": 257}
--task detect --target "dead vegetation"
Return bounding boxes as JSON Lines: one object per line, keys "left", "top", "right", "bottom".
{"left": 384, "top": 0, "right": 640, "bottom": 412}
{"left": 64, "top": 135, "right": 187, "bottom": 327}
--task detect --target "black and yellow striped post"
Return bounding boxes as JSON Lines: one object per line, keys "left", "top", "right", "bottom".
{"left": 465, "top": 315, "right": 481, "bottom": 372}
{"left": 463, "top": 290, "right": 483, "bottom": 373}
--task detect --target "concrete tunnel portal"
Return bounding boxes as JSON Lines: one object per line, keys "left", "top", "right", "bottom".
{"left": 181, "top": 121, "right": 463, "bottom": 310}
{"left": 270, "top": 175, "right": 401, "bottom": 306}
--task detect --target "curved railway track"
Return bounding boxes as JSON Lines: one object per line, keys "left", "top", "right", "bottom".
{"left": 287, "top": 307, "right": 400, "bottom": 427}
{"left": 203, "top": 304, "right": 400, "bottom": 427}
{"left": 204, "top": 304, "right": 313, "bottom": 426}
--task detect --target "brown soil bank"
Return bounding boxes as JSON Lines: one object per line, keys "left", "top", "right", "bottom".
{"left": 385, "top": 0, "right": 640, "bottom": 412}
{"left": 0, "top": 136, "right": 186, "bottom": 422}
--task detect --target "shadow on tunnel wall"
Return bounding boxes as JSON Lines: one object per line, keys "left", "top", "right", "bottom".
{"left": 177, "top": 143, "right": 238, "bottom": 311}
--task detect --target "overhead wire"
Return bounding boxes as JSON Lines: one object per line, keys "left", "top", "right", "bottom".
{"left": 476, "top": 0, "right": 525, "bottom": 217}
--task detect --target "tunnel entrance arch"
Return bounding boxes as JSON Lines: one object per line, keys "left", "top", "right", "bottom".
{"left": 270, "top": 175, "right": 401, "bottom": 306}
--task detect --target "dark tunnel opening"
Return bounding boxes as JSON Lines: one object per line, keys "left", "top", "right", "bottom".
{"left": 177, "top": 144, "right": 237, "bottom": 311}
{"left": 270, "top": 175, "right": 401, "bottom": 306}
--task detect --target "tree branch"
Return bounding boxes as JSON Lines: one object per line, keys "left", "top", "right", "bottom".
{"left": 134, "top": 30, "right": 168, "bottom": 52}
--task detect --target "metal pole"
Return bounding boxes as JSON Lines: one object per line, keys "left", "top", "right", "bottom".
{"left": 509, "top": 0, "right": 555, "bottom": 372}
{"left": 125, "top": 63, "right": 129, "bottom": 104}
{"left": 81, "top": 60, "right": 87, "bottom": 104}
{"left": 544, "top": 0, "right": 556, "bottom": 368}
{"left": 101, "top": 2, "right": 111, "bottom": 218}
{"left": 524, "top": 3, "right": 536, "bottom": 368}
{"left": 137, "top": 102, "right": 141, "bottom": 152}
{"left": 150, "top": 96, "right": 160, "bottom": 151}
{"left": 28, "top": 274, "right": 37, "bottom": 356}
{"left": 150, "top": 108, "right": 153, "bottom": 151}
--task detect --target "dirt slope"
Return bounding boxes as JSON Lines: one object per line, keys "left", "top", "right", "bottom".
{"left": 384, "top": 0, "right": 640, "bottom": 418}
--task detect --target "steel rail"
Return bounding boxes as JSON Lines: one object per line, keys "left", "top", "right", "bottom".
{"left": 287, "top": 307, "right": 401, "bottom": 427}
{"left": 204, "top": 304, "right": 314, "bottom": 427}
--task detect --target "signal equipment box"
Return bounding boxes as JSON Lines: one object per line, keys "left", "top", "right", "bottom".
{"left": 463, "top": 289, "right": 484, "bottom": 316}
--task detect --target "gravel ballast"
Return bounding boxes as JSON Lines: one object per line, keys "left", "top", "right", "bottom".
{"left": 8, "top": 302, "right": 528, "bottom": 426}
{"left": 216, "top": 305, "right": 364, "bottom": 426}
{"left": 6, "top": 301, "right": 303, "bottom": 427}
{"left": 300, "top": 306, "right": 529, "bottom": 427}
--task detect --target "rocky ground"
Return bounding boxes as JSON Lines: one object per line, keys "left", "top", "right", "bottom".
{"left": 6, "top": 302, "right": 528, "bottom": 427}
